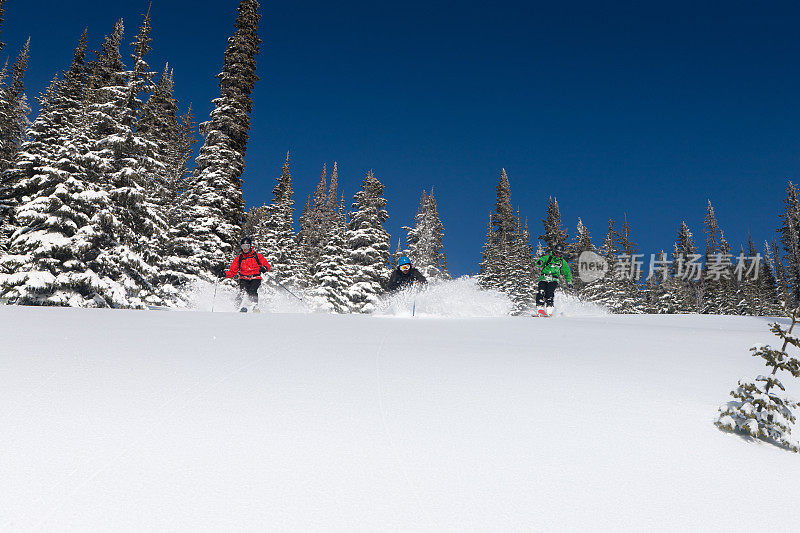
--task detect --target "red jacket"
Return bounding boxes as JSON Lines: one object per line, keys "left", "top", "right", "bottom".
{"left": 226, "top": 248, "right": 271, "bottom": 280}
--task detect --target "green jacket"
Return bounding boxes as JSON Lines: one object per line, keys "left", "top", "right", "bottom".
{"left": 536, "top": 254, "right": 572, "bottom": 284}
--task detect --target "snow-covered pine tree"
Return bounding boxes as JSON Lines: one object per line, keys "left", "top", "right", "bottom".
{"left": 731, "top": 236, "right": 777, "bottom": 316}
{"left": 613, "top": 214, "right": 645, "bottom": 313}
{"left": 716, "top": 306, "right": 800, "bottom": 452}
{"left": 765, "top": 240, "right": 788, "bottom": 312}
{"left": 479, "top": 168, "right": 515, "bottom": 291}
{"left": 251, "top": 151, "right": 307, "bottom": 287}
{"left": 702, "top": 201, "right": 734, "bottom": 314}
{"left": 310, "top": 199, "right": 352, "bottom": 313}
{"left": 245, "top": 204, "right": 267, "bottom": 237}
{"left": 0, "top": 37, "right": 31, "bottom": 174}
{"left": 538, "top": 196, "right": 568, "bottom": 252}
{"left": 733, "top": 240, "right": 756, "bottom": 316}
{"left": 156, "top": 102, "right": 199, "bottom": 297}
{"left": 0, "top": 37, "right": 32, "bottom": 249}
{"left": 298, "top": 163, "right": 333, "bottom": 276}
{"left": 580, "top": 219, "right": 627, "bottom": 312}
{"left": 0, "top": 28, "right": 136, "bottom": 306}
{"left": 769, "top": 239, "right": 791, "bottom": 308}
{"left": 506, "top": 214, "right": 535, "bottom": 315}
{"left": 137, "top": 63, "right": 200, "bottom": 299}
{"left": 569, "top": 218, "right": 594, "bottom": 292}
{"left": 171, "top": 0, "right": 261, "bottom": 282}
{"left": 137, "top": 64, "right": 180, "bottom": 203}
{"left": 572, "top": 218, "right": 594, "bottom": 254}
{"left": 668, "top": 221, "right": 700, "bottom": 313}
{"left": 779, "top": 182, "right": 800, "bottom": 307}
{"left": 345, "top": 169, "right": 390, "bottom": 313}
{"left": 0, "top": 77, "right": 94, "bottom": 304}
{"left": 327, "top": 161, "right": 339, "bottom": 218}
{"left": 75, "top": 16, "right": 170, "bottom": 307}
{"left": 402, "top": 189, "right": 450, "bottom": 281}
{"left": 479, "top": 214, "right": 503, "bottom": 289}
{"left": 644, "top": 250, "right": 677, "bottom": 313}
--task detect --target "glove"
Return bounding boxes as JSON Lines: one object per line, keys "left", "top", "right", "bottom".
{"left": 568, "top": 283, "right": 574, "bottom": 289}
{"left": 260, "top": 265, "right": 269, "bottom": 273}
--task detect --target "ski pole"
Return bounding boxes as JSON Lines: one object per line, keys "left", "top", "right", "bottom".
{"left": 273, "top": 278, "right": 308, "bottom": 306}
{"left": 211, "top": 280, "right": 219, "bottom": 312}
{"left": 412, "top": 298, "right": 416, "bottom": 317}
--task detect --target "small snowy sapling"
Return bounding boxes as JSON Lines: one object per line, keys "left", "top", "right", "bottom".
{"left": 716, "top": 306, "right": 800, "bottom": 452}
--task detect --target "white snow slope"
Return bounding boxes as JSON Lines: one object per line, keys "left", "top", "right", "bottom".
{"left": 2, "top": 303, "right": 800, "bottom": 531}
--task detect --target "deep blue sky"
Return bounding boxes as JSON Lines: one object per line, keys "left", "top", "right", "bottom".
{"left": 4, "top": 0, "right": 798, "bottom": 275}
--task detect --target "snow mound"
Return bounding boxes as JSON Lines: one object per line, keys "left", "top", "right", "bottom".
{"left": 375, "top": 276, "right": 513, "bottom": 318}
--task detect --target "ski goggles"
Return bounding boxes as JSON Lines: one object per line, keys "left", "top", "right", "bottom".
{"left": 400, "top": 264, "right": 411, "bottom": 272}
{"left": 241, "top": 244, "right": 252, "bottom": 251}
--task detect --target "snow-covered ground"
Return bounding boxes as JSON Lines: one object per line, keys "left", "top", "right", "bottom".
{"left": 2, "top": 289, "right": 799, "bottom": 531}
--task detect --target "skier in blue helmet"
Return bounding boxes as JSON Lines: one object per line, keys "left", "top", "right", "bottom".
{"left": 387, "top": 255, "right": 427, "bottom": 292}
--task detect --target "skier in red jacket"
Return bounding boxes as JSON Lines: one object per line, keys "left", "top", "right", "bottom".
{"left": 225, "top": 237, "right": 271, "bottom": 312}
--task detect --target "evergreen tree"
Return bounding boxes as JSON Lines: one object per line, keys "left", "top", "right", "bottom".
{"left": 479, "top": 214, "right": 503, "bottom": 289}
{"left": 345, "top": 169, "right": 390, "bottom": 313}
{"left": 569, "top": 218, "right": 595, "bottom": 292}
{"left": 76, "top": 17, "right": 167, "bottom": 307}
{"left": 733, "top": 240, "right": 756, "bottom": 316}
{"left": 613, "top": 214, "right": 645, "bottom": 313}
{"left": 136, "top": 62, "right": 200, "bottom": 300}
{"left": 770, "top": 239, "right": 790, "bottom": 308}
{"left": 0, "top": 23, "right": 155, "bottom": 307}
{"left": 539, "top": 196, "right": 568, "bottom": 252}
{"left": 779, "top": 182, "right": 800, "bottom": 307}
{"left": 492, "top": 167, "right": 515, "bottom": 238}
{"left": 244, "top": 204, "right": 267, "bottom": 238}
{"left": 765, "top": 240, "right": 788, "bottom": 311}
{"left": 172, "top": 0, "right": 261, "bottom": 281}
{"left": 572, "top": 218, "right": 594, "bottom": 255}
{"left": 0, "top": 38, "right": 31, "bottom": 173}
{"left": 702, "top": 201, "right": 734, "bottom": 314}
{"left": 479, "top": 168, "right": 514, "bottom": 291}
{"left": 327, "top": 161, "right": 339, "bottom": 215}
{"left": 0, "top": 30, "right": 87, "bottom": 219}
{"left": 716, "top": 306, "right": 800, "bottom": 452}
{"left": 137, "top": 64, "right": 180, "bottom": 198}
{"left": 669, "top": 221, "right": 700, "bottom": 312}
{"left": 298, "top": 163, "right": 334, "bottom": 275}
{"left": 507, "top": 214, "right": 535, "bottom": 314}
{"left": 581, "top": 219, "right": 628, "bottom": 312}
{"left": 402, "top": 189, "right": 449, "bottom": 281}
{"left": 644, "top": 250, "right": 678, "bottom": 313}
{"left": 251, "top": 152, "right": 307, "bottom": 287}
{"left": 310, "top": 199, "right": 351, "bottom": 313}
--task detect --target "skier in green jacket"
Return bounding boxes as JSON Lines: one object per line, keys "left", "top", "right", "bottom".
{"left": 535, "top": 243, "right": 573, "bottom": 317}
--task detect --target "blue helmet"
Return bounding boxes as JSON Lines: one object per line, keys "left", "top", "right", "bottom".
{"left": 398, "top": 256, "right": 412, "bottom": 267}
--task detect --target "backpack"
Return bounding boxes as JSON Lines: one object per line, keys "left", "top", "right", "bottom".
{"left": 541, "top": 254, "right": 560, "bottom": 271}
{"left": 540, "top": 254, "right": 563, "bottom": 278}
{"left": 238, "top": 251, "right": 263, "bottom": 271}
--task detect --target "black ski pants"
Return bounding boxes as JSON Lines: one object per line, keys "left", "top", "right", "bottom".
{"left": 236, "top": 278, "right": 261, "bottom": 307}
{"left": 536, "top": 280, "right": 558, "bottom": 307}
